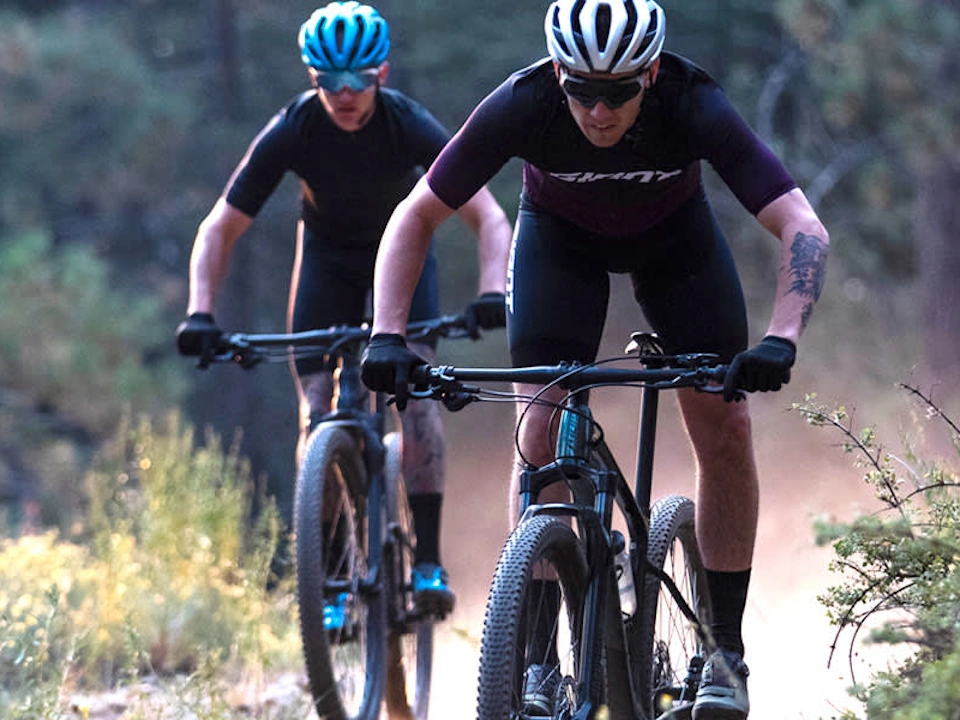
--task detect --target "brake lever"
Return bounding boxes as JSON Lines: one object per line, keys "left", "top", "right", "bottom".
{"left": 441, "top": 390, "right": 477, "bottom": 412}
{"left": 407, "top": 382, "right": 479, "bottom": 412}
{"left": 235, "top": 351, "right": 263, "bottom": 370}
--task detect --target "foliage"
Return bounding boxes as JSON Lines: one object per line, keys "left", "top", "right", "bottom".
{"left": 0, "top": 413, "right": 302, "bottom": 717}
{"left": 794, "top": 387, "right": 960, "bottom": 718}
{"left": 775, "top": 0, "right": 960, "bottom": 276}
{"left": 0, "top": 231, "right": 183, "bottom": 431}
{"left": 0, "top": 8, "right": 192, "bottom": 238}
{"left": 777, "top": 0, "right": 960, "bottom": 167}
{"left": 0, "top": 230, "right": 186, "bottom": 533}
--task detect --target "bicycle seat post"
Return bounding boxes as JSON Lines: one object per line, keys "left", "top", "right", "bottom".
{"left": 635, "top": 380, "right": 660, "bottom": 523}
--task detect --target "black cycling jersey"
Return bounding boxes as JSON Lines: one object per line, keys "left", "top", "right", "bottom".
{"left": 424, "top": 52, "right": 790, "bottom": 367}
{"left": 427, "top": 53, "right": 796, "bottom": 236}
{"left": 225, "top": 87, "right": 450, "bottom": 250}
{"left": 221, "top": 87, "right": 449, "bottom": 376}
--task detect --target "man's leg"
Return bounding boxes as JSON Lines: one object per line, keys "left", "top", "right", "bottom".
{"left": 295, "top": 371, "right": 335, "bottom": 464}
{"left": 402, "top": 342, "right": 454, "bottom": 615}
{"left": 509, "top": 382, "right": 569, "bottom": 525}
{"left": 678, "top": 387, "right": 755, "bottom": 719}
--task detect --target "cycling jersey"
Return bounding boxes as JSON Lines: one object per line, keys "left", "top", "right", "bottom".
{"left": 427, "top": 52, "right": 796, "bottom": 237}
{"left": 221, "top": 87, "right": 448, "bottom": 375}
{"left": 423, "top": 52, "right": 789, "bottom": 367}
{"left": 225, "top": 87, "right": 450, "bottom": 250}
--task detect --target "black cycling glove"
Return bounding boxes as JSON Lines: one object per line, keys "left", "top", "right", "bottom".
{"left": 463, "top": 292, "right": 507, "bottom": 338}
{"left": 723, "top": 336, "right": 796, "bottom": 402}
{"left": 360, "top": 333, "right": 428, "bottom": 411}
{"left": 175, "top": 312, "right": 222, "bottom": 360}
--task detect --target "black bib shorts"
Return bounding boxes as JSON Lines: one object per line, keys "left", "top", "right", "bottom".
{"left": 507, "top": 190, "right": 748, "bottom": 368}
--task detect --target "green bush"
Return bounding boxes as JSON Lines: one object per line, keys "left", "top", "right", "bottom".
{"left": 0, "top": 231, "right": 184, "bottom": 432}
{"left": 0, "top": 413, "right": 301, "bottom": 716}
{"left": 796, "top": 387, "right": 960, "bottom": 719}
{"left": 0, "top": 230, "right": 186, "bottom": 534}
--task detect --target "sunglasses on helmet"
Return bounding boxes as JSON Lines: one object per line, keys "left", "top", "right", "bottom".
{"left": 313, "top": 68, "right": 381, "bottom": 93}
{"left": 559, "top": 68, "right": 646, "bottom": 109}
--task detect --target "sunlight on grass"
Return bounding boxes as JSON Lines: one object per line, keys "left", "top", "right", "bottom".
{"left": 0, "top": 412, "right": 305, "bottom": 719}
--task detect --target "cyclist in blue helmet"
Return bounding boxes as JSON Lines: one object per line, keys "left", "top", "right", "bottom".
{"left": 362, "top": 1, "right": 830, "bottom": 717}
{"left": 176, "top": 2, "right": 513, "bottom": 618}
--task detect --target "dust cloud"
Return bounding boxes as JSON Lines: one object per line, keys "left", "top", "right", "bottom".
{"left": 427, "top": 379, "right": 882, "bottom": 719}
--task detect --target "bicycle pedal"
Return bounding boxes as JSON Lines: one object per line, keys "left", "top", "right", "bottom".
{"left": 413, "top": 595, "right": 453, "bottom": 621}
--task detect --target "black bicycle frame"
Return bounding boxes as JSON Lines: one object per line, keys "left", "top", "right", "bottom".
{"left": 515, "top": 375, "right": 705, "bottom": 719}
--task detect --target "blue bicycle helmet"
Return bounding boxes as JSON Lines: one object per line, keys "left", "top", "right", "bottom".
{"left": 299, "top": 2, "right": 390, "bottom": 71}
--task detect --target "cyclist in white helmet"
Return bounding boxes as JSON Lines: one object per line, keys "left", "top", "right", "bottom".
{"left": 176, "top": 2, "right": 513, "bottom": 619}
{"left": 362, "top": 0, "right": 829, "bottom": 717}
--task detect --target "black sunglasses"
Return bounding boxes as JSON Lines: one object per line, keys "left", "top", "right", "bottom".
{"left": 560, "top": 68, "right": 645, "bottom": 109}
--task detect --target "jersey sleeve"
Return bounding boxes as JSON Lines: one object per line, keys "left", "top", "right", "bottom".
{"left": 686, "top": 83, "right": 797, "bottom": 216}
{"left": 426, "top": 79, "right": 524, "bottom": 209}
{"left": 223, "top": 110, "right": 296, "bottom": 217}
{"left": 399, "top": 98, "right": 452, "bottom": 169}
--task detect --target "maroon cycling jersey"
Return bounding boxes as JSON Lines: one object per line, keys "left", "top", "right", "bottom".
{"left": 224, "top": 87, "right": 450, "bottom": 250}
{"left": 427, "top": 53, "right": 796, "bottom": 237}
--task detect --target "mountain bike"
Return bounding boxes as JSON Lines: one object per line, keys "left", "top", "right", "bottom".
{"left": 204, "top": 315, "right": 473, "bottom": 720}
{"left": 408, "top": 332, "right": 742, "bottom": 720}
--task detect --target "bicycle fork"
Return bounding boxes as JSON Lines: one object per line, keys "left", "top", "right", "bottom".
{"left": 517, "top": 395, "right": 637, "bottom": 720}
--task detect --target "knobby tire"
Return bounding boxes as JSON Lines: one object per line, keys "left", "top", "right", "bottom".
{"left": 295, "top": 425, "right": 385, "bottom": 720}
{"left": 476, "top": 515, "right": 590, "bottom": 720}
{"left": 635, "top": 494, "right": 712, "bottom": 718}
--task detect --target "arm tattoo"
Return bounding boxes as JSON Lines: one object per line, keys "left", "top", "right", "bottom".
{"left": 786, "top": 231, "right": 828, "bottom": 329}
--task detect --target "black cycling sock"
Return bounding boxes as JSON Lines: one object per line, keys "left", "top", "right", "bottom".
{"left": 705, "top": 568, "right": 751, "bottom": 657}
{"left": 409, "top": 493, "right": 442, "bottom": 567}
{"left": 528, "top": 580, "right": 561, "bottom": 666}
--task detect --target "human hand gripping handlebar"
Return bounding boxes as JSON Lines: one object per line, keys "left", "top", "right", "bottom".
{"left": 395, "top": 331, "right": 804, "bottom": 411}
{"left": 184, "top": 314, "right": 477, "bottom": 373}
{"left": 402, "top": 331, "right": 746, "bottom": 412}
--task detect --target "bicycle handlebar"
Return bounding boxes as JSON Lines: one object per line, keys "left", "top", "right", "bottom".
{"left": 406, "top": 348, "right": 734, "bottom": 412}
{"left": 205, "top": 314, "right": 474, "bottom": 369}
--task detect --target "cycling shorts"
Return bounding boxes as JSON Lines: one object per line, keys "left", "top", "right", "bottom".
{"left": 507, "top": 189, "right": 748, "bottom": 367}
{"left": 291, "top": 224, "right": 440, "bottom": 376}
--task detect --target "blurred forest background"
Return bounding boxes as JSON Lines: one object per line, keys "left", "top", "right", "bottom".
{"left": 2, "top": 0, "right": 957, "bottom": 534}
{"left": 1, "top": 0, "right": 959, "bottom": 717}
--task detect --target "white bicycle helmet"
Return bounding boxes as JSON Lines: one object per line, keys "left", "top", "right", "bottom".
{"left": 545, "top": 0, "right": 665, "bottom": 75}
{"left": 299, "top": 2, "right": 390, "bottom": 71}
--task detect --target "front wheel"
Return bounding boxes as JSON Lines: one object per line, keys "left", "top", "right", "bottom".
{"left": 476, "top": 515, "right": 590, "bottom": 720}
{"left": 383, "top": 432, "right": 434, "bottom": 720}
{"left": 294, "top": 425, "right": 385, "bottom": 720}
{"left": 635, "top": 494, "right": 712, "bottom": 718}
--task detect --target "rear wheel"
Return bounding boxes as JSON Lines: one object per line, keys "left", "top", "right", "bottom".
{"left": 383, "top": 432, "right": 434, "bottom": 720}
{"left": 295, "top": 425, "right": 385, "bottom": 720}
{"left": 476, "top": 515, "right": 590, "bottom": 720}
{"left": 635, "top": 494, "right": 712, "bottom": 718}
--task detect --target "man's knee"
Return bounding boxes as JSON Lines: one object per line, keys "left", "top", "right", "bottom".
{"left": 299, "top": 372, "right": 334, "bottom": 425}
{"left": 681, "top": 392, "right": 753, "bottom": 456}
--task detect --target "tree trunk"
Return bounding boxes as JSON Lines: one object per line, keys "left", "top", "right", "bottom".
{"left": 916, "top": 159, "right": 960, "bottom": 393}
{"left": 214, "top": 0, "right": 242, "bottom": 119}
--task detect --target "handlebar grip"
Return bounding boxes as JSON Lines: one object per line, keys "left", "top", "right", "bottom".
{"left": 409, "top": 364, "right": 435, "bottom": 385}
